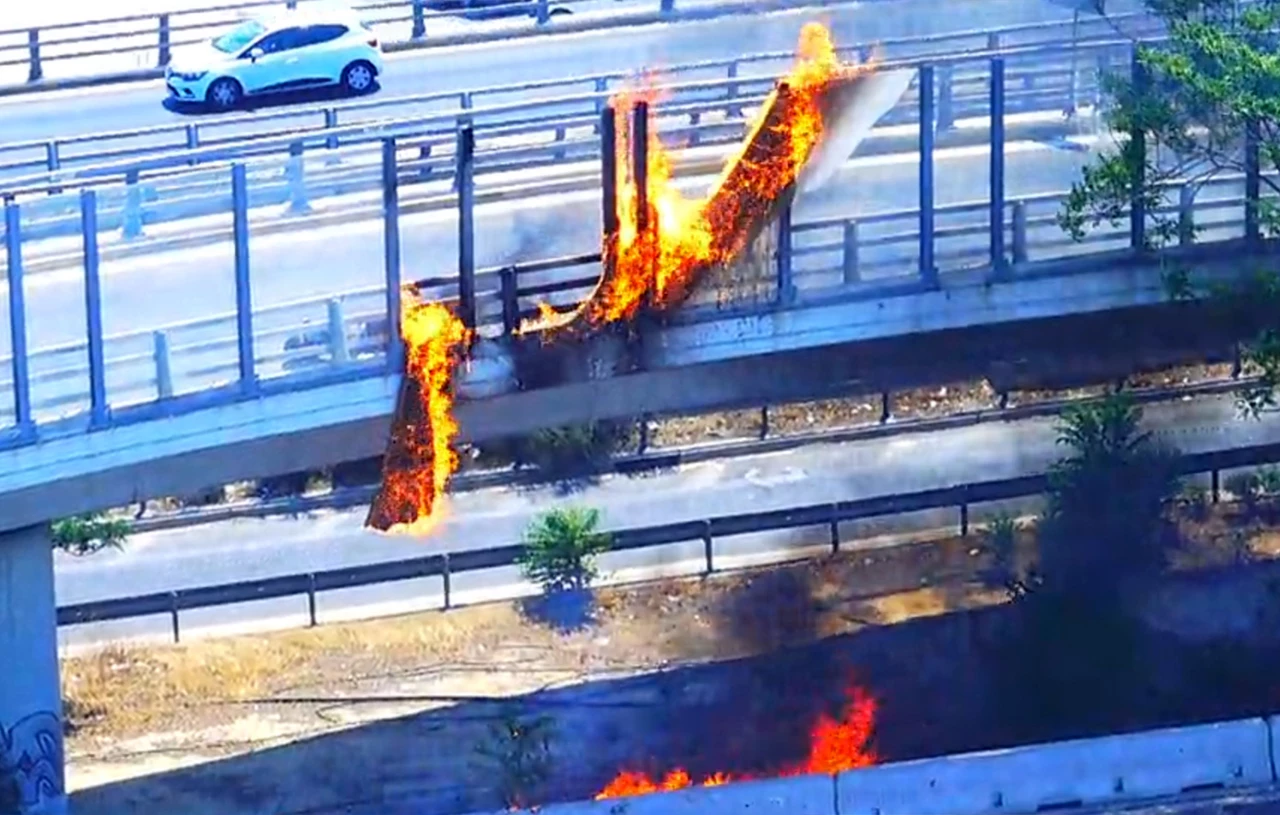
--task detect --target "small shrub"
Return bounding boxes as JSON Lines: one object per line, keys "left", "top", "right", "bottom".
{"left": 52, "top": 514, "right": 130, "bottom": 557}
{"left": 982, "top": 512, "right": 1020, "bottom": 589}
{"left": 472, "top": 709, "right": 556, "bottom": 809}
{"left": 522, "top": 422, "right": 629, "bottom": 477}
{"left": 517, "top": 507, "right": 612, "bottom": 594}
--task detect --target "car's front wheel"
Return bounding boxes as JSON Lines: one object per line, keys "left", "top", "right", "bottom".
{"left": 340, "top": 61, "right": 377, "bottom": 96}
{"left": 205, "top": 77, "right": 243, "bottom": 111}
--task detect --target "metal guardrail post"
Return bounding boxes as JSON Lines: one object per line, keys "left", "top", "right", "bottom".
{"left": 701, "top": 523, "right": 714, "bottom": 574}
{"left": 44, "top": 142, "right": 60, "bottom": 195}
{"left": 726, "top": 61, "right": 742, "bottom": 119}
{"left": 81, "top": 190, "right": 108, "bottom": 427}
{"left": 306, "top": 573, "right": 318, "bottom": 626}
{"left": 412, "top": 0, "right": 426, "bottom": 39}
{"left": 382, "top": 138, "right": 403, "bottom": 372}
{"left": 842, "top": 220, "right": 860, "bottom": 283}
{"left": 1012, "top": 200, "right": 1029, "bottom": 263}
{"left": 456, "top": 127, "right": 477, "bottom": 330}
{"left": 918, "top": 64, "right": 937, "bottom": 287}
{"left": 936, "top": 63, "right": 954, "bottom": 131}
{"left": 323, "top": 109, "right": 339, "bottom": 153}
{"left": 1178, "top": 183, "right": 1195, "bottom": 246}
{"left": 758, "top": 405, "right": 769, "bottom": 439}
{"left": 499, "top": 266, "right": 519, "bottom": 337}
{"left": 169, "top": 592, "right": 181, "bottom": 643}
{"left": 286, "top": 141, "right": 311, "bottom": 216}
{"left": 184, "top": 124, "right": 199, "bottom": 166}
{"left": 4, "top": 202, "right": 32, "bottom": 432}
{"left": 121, "top": 169, "right": 145, "bottom": 240}
{"left": 231, "top": 163, "right": 257, "bottom": 392}
{"left": 1129, "top": 45, "right": 1147, "bottom": 253}
{"left": 158, "top": 14, "right": 172, "bottom": 68}
{"left": 327, "top": 298, "right": 349, "bottom": 363}
{"left": 27, "top": 30, "right": 41, "bottom": 83}
{"left": 880, "top": 391, "right": 892, "bottom": 424}
{"left": 152, "top": 331, "right": 174, "bottom": 399}
{"left": 660, "top": 0, "right": 676, "bottom": 13}
{"left": 987, "top": 32, "right": 1001, "bottom": 51}
{"left": 776, "top": 204, "right": 795, "bottom": 306}
{"left": 633, "top": 101, "right": 649, "bottom": 233}
{"left": 536, "top": 0, "right": 551, "bottom": 24}
{"left": 601, "top": 105, "right": 618, "bottom": 236}
{"left": 989, "top": 57, "right": 1007, "bottom": 278}
{"left": 441, "top": 553, "right": 452, "bottom": 610}
{"left": 1245, "top": 119, "right": 1261, "bottom": 246}
{"left": 593, "top": 77, "right": 609, "bottom": 121}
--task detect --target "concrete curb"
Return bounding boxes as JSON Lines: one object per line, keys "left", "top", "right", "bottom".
{"left": 21, "top": 114, "right": 1088, "bottom": 275}
{"left": 0, "top": 0, "right": 868, "bottom": 101}
{"left": 127, "top": 373, "right": 1246, "bottom": 536}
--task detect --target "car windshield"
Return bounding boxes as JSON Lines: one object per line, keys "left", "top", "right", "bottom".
{"left": 210, "top": 20, "right": 267, "bottom": 54}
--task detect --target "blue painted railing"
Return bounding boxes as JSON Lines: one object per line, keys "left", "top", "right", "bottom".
{"left": 0, "top": 50, "right": 1266, "bottom": 451}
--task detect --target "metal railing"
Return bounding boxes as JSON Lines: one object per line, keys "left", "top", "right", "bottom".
{"left": 0, "top": 51, "right": 1268, "bottom": 453}
{"left": 0, "top": 0, "right": 1158, "bottom": 92}
{"left": 0, "top": 45, "right": 1120, "bottom": 252}
{"left": 56, "top": 437, "right": 1280, "bottom": 642}
{"left": 0, "top": 12, "right": 1161, "bottom": 184}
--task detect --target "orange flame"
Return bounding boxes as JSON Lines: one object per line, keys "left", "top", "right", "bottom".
{"left": 377, "top": 292, "right": 471, "bottom": 534}
{"left": 595, "top": 680, "right": 878, "bottom": 799}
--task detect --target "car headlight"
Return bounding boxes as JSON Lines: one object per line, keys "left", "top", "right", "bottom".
{"left": 169, "top": 70, "right": 208, "bottom": 82}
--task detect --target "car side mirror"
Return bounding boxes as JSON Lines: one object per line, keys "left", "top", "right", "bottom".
{"left": 246, "top": 46, "right": 264, "bottom": 61}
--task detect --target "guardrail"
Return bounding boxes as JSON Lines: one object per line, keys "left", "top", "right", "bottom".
{"left": 56, "top": 436, "right": 1280, "bottom": 641}
{"left": 0, "top": 38, "right": 1126, "bottom": 257}
{"left": 0, "top": 161, "right": 1259, "bottom": 428}
{"left": 0, "top": 0, "right": 1158, "bottom": 94}
{"left": 0, "top": 12, "right": 1161, "bottom": 183}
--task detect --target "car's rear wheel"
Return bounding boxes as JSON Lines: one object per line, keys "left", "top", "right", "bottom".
{"left": 341, "top": 61, "right": 377, "bottom": 95}
{"left": 205, "top": 77, "right": 243, "bottom": 111}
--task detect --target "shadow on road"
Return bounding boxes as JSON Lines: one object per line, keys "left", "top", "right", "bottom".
{"left": 161, "top": 83, "right": 383, "bottom": 117}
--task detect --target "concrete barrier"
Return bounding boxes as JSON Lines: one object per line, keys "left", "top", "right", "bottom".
{"left": 836, "top": 718, "right": 1273, "bottom": 815}
{"left": 501, "top": 774, "right": 838, "bottom": 815}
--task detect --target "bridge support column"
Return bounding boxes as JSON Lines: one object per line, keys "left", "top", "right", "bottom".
{"left": 0, "top": 524, "right": 66, "bottom": 815}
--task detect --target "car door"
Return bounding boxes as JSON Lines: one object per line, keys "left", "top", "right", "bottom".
{"left": 238, "top": 27, "right": 307, "bottom": 94}
{"left": 294, "top": 24, "right": 355, "bottom": 84}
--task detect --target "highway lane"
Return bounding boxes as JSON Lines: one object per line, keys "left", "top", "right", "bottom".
{"left": 0, "top": 135, "right": 1107, "bottom": 369}
{"left": 52, "top": 391, "right": 1280, "bottom": 648}
{"left": 0, "top": 0, "right": 1089, "bottom": 148}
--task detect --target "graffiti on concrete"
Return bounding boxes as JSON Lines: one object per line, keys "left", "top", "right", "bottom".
{"left": 0, "top": 712, "right": 63, "bottom": 812}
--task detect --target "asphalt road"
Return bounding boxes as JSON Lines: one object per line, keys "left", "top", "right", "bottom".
{"left": 0, "top": 0, "right": 1092, "bottom": 147}
{"left": 52, "top": 391, "right": 1280, "bottom": 647}
{"left": 1, "top": 136, "right": 1106, "bottom": 366}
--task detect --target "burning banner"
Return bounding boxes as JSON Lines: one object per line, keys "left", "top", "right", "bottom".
{"left": 366, "top": 23, "right": 916, "bottom": 534}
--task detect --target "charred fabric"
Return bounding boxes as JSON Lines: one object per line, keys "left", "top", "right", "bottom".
{"left": 366, "top": 23, "right": 916, "bottom": 534}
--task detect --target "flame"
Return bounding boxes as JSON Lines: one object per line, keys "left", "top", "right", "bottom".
{"left": 519, "top": 22, "right": 875, "bottom": 336}
{"left": 594, "top": 680, "right": 878, "bottom": 799}
{"left": 376, "top": 292, "right": 471, "bottom": 535}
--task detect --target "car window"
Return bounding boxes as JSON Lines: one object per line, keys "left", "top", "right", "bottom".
{"left": 252, "top": 27, "right": 306, "bottom": 55}
{"left": 297, "top": 24, "right": 349, "bottom": 47}
{"left": 211, "top": 19, "right": 267, "bottom": 54}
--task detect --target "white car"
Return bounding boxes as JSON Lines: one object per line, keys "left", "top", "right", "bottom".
{"left": 165, "top": 9, "right": 385, "bottom": 110}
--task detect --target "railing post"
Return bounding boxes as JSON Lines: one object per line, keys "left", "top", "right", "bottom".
{"left": 307, "top": 573, "right": 318, "bottom": 627}
{"left": 153, "top": 331, "right": 174, "bottom": 399}
{"left": 1129, "top": 45, "right": 1147, "bottom": 253}
{"left": 231, "top": 163, "right": 257, "bottom": 392}
{"left": 987, "top": 32, "right": 1001, "bottom": 51}
{"left": 880, "top": 391, "right": 892, "bottom": 424}
{"left": 601, "top": 105, "right": 618, "bottom": 236}
{"left": 27, "top": 30, "right": 41, "bottom": 83}
{"left": 758, "top": 405, "right": 770, "bottom": 439}
{"left": 327, "top": 298, "right": 349, "bottom": 363}
{"left": 169, "top": 592, "right": 181, "bottom": 643}
{"left": 81, "top": 190, "right": 108, "bottom": 427}
{"left": 1211, "top": 469, "right": 1220, "bottom": 504}
{"left": 1012, "top": 200, "right": 1028, "bottom": 263}
{"left": 936, "top": 63, "right": 955, "bottom": 131}
{"left": 44, "top": 142, "right": 61, "bottom": 195}
{"left": 382, "top": 138, "right": 404, "bottom": 372}
{"left": 121, "top": 169, "right": 145, "bottom": 240}
{"left": 323, "top": 108, "right": 340, "bottom": 152}
{"left": 776, "top": 204, "right": 795, "bottom": 305}
{"left": 1245, "top": 119, "right": 1261, "bottom": 246}
{"left": 536, "top": 0, "right": 551, "bottom": 24}
{"left": 726, "top": 61, "right": 742, "bottom": 119}
{"left": 286, "top": 141, "right": 311, "bottom": 215}
{"left": 702, "top": 524, "right": 714, "bottom": 574}
{"left": 918, "top": 64, "right": 937, "bottom": 286}
{"left": 660, "top": 0, "right": 675, "bottom": 13}
{"left": 441, "top": 553, "right": 452, "bottom": 610}
{"left": 158, "top": 13, "right": 172, "bottom": 68}
{"left": 829, "top": 514, "right": 840, "bottom": 553}
{"left": 500, "top": 266, "right": 520, "bottom": 337}
{"left": 1178, "top": 183, "right": 1195, "bottom": 246}
{"left": 4, "top": 202, "right": 32, "bottom": 432}
{"left": 593, "top": 76, "right": 609, "bottom": 119}
{"left": 842, "top": 220, "right": 860, "bottom": 283}
{"left": 960, "top": 501, "right": 969, "bottom": 537}
{"left": 412, "top": 0, "right": 426, "bottom": 39}
{"left": 989, "top": 57, "right": 1007, "bottom": 278}
{"left": 457, "top": 126, "right": 477, "bottom": 330}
